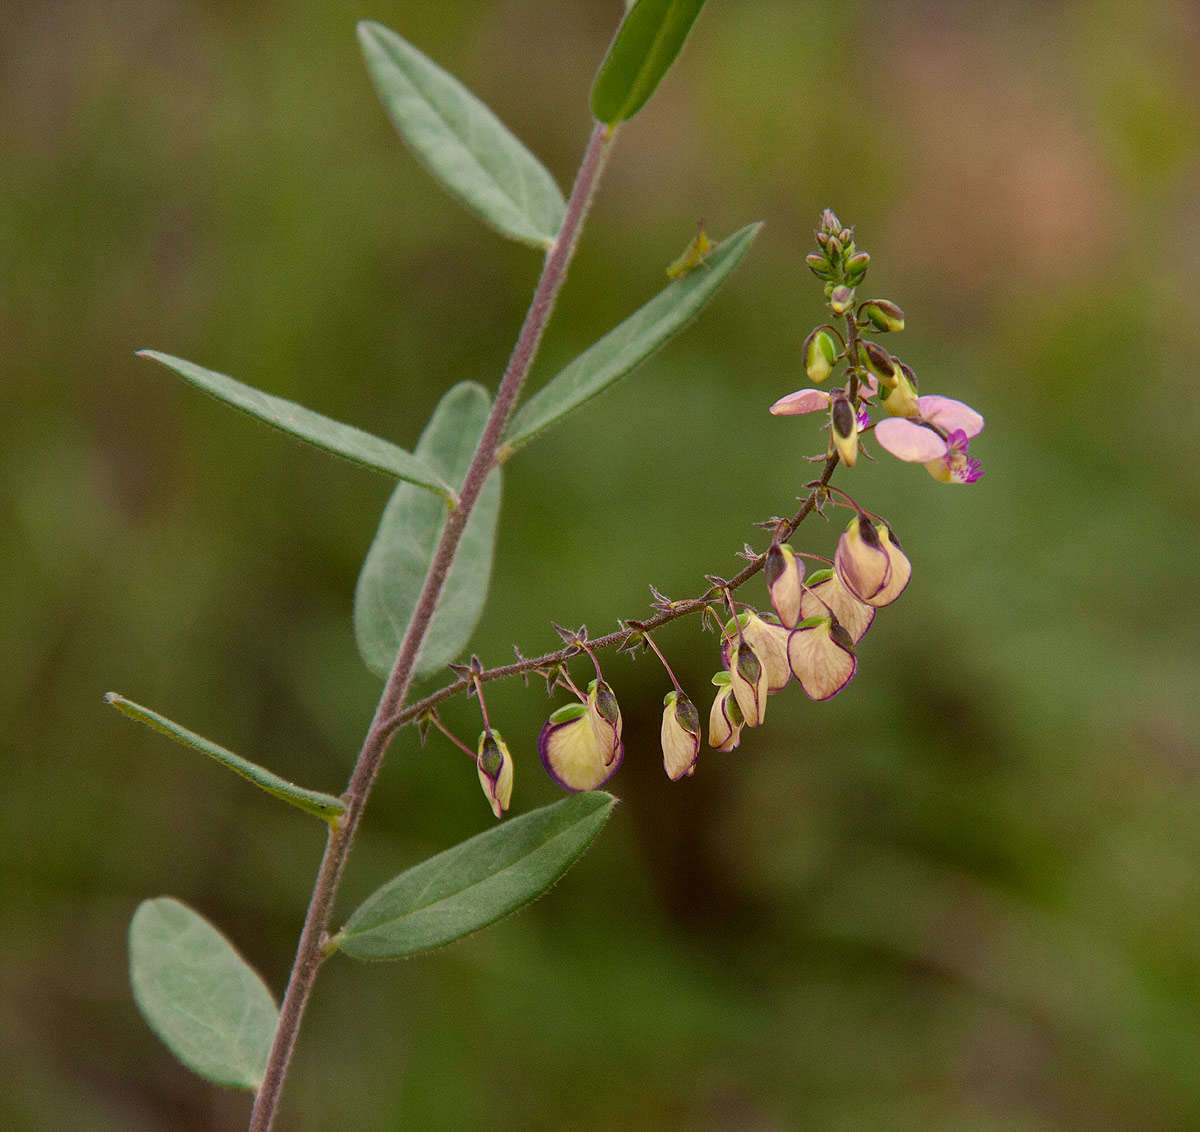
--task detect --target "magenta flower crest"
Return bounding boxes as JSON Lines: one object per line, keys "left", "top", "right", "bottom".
{"left": 873, "top": 395, "right": 985, "bottom": 484}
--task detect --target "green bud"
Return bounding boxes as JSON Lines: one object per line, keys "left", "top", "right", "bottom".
{"left": 819, "top": 208, "right": 842, "bottom": 235}
{"left": 861, "top": 299, "right": 905, "bottom": 333}
{"left": 829, "top": 285, "right": 855, "bottom": 315}
{"left": 844, "top": 251, "right": 870, "bottom": 283}
{"left": 826, "top": 235, "right": 844, "bottom": 262}
{"left": 805, "top": 253, "right": 832, "bottom": 279}
{"left": 803, "top": 327, "right": 838, "bottom": 383}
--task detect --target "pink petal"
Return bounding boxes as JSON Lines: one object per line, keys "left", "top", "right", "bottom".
{"left": 874, "top": 417, "right": 948, "bottom": 462}
{"left": 916, "top": 395, "right": 984, "bottom": 438}
{"left": 770, "top": 388, "right": 830, "bottom": 415}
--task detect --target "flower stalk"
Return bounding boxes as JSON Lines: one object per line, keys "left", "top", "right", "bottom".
{"left": 247, "top": 120, "right": 615, "bottom": 1132}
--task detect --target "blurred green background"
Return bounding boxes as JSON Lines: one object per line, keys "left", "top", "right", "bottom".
{"left": 4, "top": 0, "right": 1199, "bottom": 1128}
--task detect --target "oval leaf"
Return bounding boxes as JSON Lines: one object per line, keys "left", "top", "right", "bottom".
{"left": 504, "top": 221, "right": 761, "bottom": 452}
{"left": 334, "top": 792, "right": 617, "bottom": 960}
{"left": 137, "top": 350, "right": 452, "bottom": 500}
{"left": 358, "top": 21, "right": 565, "bottom": 248}
{"left": 105, "top": 692, "right": 345, "bottom": 823}
{"left": 590, "top": 0, "right": 707, "bottom": 125}
{"left": 355, "top": 382, "right": 501, "bottom": 678}
{"left": 129, "top": 898, "right": 278, "bottom": 1090}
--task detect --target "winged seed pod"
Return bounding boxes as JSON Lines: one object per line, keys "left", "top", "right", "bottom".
{"left": 538, "top": 697, "right": 623, "bottom": 793}
{"left": 476, "top": 729, "right": 514, "bottom": 819}
{"left": 661, "top": 690, "right": 702, "bottom": 780}
{"left": 834, "top": 514, "right": 911, "bottom": 607}
{"left": 785, "top": 617, "right": 858, "bottom": 700}
{"left": 722, "top": 611, "right": 790, "bottom": 693}
{"left": 708, "top": 671, "right": 746, "bottom": 751}
{"left": 799, "top": 568, "right": 875, "bottom": 645}
{"left": 764, "top": 542, "right": 806, "bottom": 628}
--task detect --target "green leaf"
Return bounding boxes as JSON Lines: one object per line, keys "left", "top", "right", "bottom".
{"left": 137, "top": 350, "right": 453, "bottom": 501}
{"left": 590, "top": 0, "right": 707, "bottom": 124}
{"left": 504, "top": 221, "right": 761, "bottom": 452}
{"left": 333, "top": 792, "right": 617, "bottom": 960}
{"left": 105, "top": 693, "right": 345, "bottom": 824}
{"left": 355, "top": 382, "right": 501, "bottom": 679}
{"left": 129, "top": 898, "right": 278, "bottom": 1090}
{"left": 358, "top": 21, "right": 565, "bottom": 248}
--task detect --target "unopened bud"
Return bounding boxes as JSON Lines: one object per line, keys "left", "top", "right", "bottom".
{"left": 820, "top": 208, "right": 842, "bottom": 235}
{"left": 826, "top": 235, "right": 844, "bottom": 261}
{"left": 858, "top": 340, "right": 898, "bottom": 383}
{"left": 829, "top": 285, "right": 855, "bottom": 314}
{"left": 805, "top": 252, "right": 832, "bottom": 279}
{"left": 861, "top": 299, "right": 905, "bottom": 332}
{"left": 802, "top": 327, "right": 838, "bottom": 383}
{"left": 844, "top": 251, "right": 870, "bottom": 283}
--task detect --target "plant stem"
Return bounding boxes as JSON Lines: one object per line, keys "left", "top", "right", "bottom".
{"left": 247, "top": 120, "right": 614, "bottom": 1132}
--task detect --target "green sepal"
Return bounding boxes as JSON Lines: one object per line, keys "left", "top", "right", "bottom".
{"left": 796, "top": 615, "right": 829, "bottom": 630}
{"left": 105, "top": 693, "right": 345, "bottom": 825}
{"left": 549, "top": 702, "right": 590, "bottom": 724}
{"left": 805, "top": 568, "right": 834, "bottom": 585}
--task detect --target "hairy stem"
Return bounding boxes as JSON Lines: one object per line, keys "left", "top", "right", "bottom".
{"left": 247, "top": 120, "right": 614, "bottom": 1132}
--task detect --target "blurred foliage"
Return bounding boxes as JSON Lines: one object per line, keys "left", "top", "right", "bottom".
{"left": 2, "top": 0, "right": 1199, "bottom": 1129}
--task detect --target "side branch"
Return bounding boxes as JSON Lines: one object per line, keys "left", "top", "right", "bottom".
{"left": 390, "top": 452, "right": 840, "bottom": 729}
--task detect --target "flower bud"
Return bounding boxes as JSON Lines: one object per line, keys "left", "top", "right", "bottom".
{"left": 805, "top": 252, "right": 833, "bottom": 279}
{"left": 785, "top": 617, "right": 857, "bottom": 700}
{"left": 826, "top": 235, "right": 844, "bottom": 262}
{"left": 829, "top": 285, "right": 855, "bottom": 315}
{"left": 861, "top": 299, "right": 905, "bottom": 332}
{"left": 708, "top": 671, "right": 746, "bottom": 751}
{"left": 799, "top": 568, "right": 874, "bottom": 644}
{"left": 801, "top": 327, "right": 838, "bottom": 384}
{"left": 765, "top": 543, "right": 806, "bottom": 628}
{"left": 661, "top": 690, "right": 702, "bottom": 780}
{"left": 476, "top": 729, "right": 514, "bottom": 819}
{"left": 819, "top": 208, "right": 842, "bottom": 236}
{"left": 858, "top": 340, "right": 899, "bottom": 384}
{"left": 830, "top": 391, "right": 858, "bottom": 467}
{"left": 844, "top": 251, "right": 870, "bottom": 283}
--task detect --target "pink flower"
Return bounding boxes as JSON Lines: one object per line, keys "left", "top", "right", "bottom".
{"left": 873, "top": 395, "right": 985, "bottom": 484}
